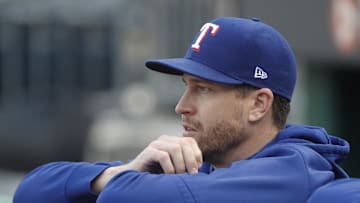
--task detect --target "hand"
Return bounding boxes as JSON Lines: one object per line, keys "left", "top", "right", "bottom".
{"left": 128, "top": 135, "right": 203, "bottom": 174}
{"left": 92, "top": 135, "right": 202, "bottom": 193}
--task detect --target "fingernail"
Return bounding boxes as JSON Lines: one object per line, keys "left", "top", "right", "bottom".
{"left": 190, "top": 168, "right": 198, "bottom": 174}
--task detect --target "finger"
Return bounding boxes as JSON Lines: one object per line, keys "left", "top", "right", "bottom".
{"left": 160, "top": 135, "right": 202, "bottom": 169}
{"left": 151, "top": 139, "right": 186, "bottom": 173}
{"left": 132, "top": 145, "right": 175, "bottom": 174}
{"left": 155, "top": 150, "right": 175, "bottom": 174}
{"left": 185, "top": 137, "right": 203, "bottom": 168}
{"left": 180, "top": 141, "right": 199, "bottom": 174}
{"left": 159, "top": 136, "right": 202, "bottom": 172}
{"left": 168, "top": 143, "right": 186, "bottom": 173}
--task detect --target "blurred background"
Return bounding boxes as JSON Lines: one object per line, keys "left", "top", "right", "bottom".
{"left": 0, "top": 0, "right": 359, "bottom": 202}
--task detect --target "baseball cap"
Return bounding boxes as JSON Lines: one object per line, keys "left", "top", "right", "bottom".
{"left": 145, "top": 17, "right": 296, "bottom": 101}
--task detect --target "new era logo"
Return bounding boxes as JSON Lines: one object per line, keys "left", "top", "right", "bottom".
{"left": 254, "top": 66, "right": 268, "bottom": 79}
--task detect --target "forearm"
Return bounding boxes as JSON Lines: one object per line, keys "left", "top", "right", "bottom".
{"left": 13, "top": 161, "right": 121, "bottom": 203}
{"left": 96, "top": 170, "right": 190, "bottom": 203}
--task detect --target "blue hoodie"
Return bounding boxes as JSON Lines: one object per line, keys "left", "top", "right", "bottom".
{"left": 13, "top": 124, "right": 349, "bottom": 203}
{"left": 307, "top": 178, "right": 360, "bottom": 203}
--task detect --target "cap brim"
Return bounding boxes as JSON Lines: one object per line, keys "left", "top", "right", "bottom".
{"left": 145, "top": 58, "right": 243, "bottom": 85}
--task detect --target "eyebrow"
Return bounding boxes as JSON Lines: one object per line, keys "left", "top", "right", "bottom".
{"left": 182, "top": 76, "right": 213, "bottom": 85}
{"left": 181, "top": 75, "right": 240, "bottom": 91}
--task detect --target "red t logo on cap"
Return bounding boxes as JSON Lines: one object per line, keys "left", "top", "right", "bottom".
{"left": 191, "top": 23, "right": 220, "bottom": 52}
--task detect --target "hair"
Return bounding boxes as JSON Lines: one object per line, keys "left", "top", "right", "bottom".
{"left": 236, "top": 84, "right": 290, "bottom": 129}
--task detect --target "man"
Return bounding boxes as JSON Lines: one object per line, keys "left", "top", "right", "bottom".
{"left": 14, "top": 17, "right": 349, "bottom": 203}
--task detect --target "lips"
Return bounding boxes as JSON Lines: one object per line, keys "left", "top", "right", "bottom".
{"left": 181, "top": 116, "right": 202, "bottom": 137}
{"left": 183, "top": 124, "right": 196, "bottom": 132}
{"left": 182, "top": 123, "right": 198, "bottom": 137}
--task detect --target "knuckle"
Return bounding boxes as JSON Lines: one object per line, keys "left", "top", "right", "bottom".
{"left": 149, "top": 139, "right": 161, "bottom": 146}
{"left": 158, "top": 151, "right": 170, "bottom": 162}
{"left": 178, "top": 138, "right": 188, "bottom": 145}
{"left": 184, "top": 136, "right": 196, "bottom": 144}
{"left": 195, "top": 149, "right": 202, "bottom": 156}
{"left": 142, "top": 145, "right": 155, "bottom": 155}
{"left": 170, "top": 143, "right": 182, "bottom": 153}
{"left": 159, "top": 134, "right": 169, "bottom": 139}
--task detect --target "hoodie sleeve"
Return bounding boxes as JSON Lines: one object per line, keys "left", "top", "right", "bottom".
{"left": 97, "top": 171, "right": 196, "bottom": 203}
{"left": 13, "top": 143, "right": 339, "bottom": 203}
{"left": 13, "top": 161, "right": 122, "bottom": 203}
{"left": 96, "top": 144, "right": 337, "bottom": 203}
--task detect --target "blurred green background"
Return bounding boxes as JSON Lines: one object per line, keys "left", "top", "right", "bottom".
{"left": 0, "top": 0, "right": 359, "bottom": 202}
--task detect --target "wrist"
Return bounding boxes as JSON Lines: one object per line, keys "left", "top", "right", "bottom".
{"left": 91, "top": 164, "right": 130, "bottom": 194}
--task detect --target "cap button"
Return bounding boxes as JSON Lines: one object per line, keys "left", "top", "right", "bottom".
{"left": 251, "top": 17, "right": 261, "bottom": 22}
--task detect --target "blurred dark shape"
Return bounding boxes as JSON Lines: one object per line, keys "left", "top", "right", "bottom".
{"left": 0, "top": 100, "right": 91, "bottom": 170}
{"left": 0, "top": 1, "right": 114, "bottom": 171}
{"left": 0, "top": 0, "right": 215, "bottom": 171}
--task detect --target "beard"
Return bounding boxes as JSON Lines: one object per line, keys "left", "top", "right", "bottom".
{"left": 189, "top": 116, "right": 246, "bottom": 166}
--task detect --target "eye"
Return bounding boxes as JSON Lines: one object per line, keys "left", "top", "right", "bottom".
{"left": 196, "top": 86, "right": 211, "bottom": 93}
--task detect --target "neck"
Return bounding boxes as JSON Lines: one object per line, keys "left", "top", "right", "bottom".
{"left": 213, "top": 124, "right": 279, "bottom": 168}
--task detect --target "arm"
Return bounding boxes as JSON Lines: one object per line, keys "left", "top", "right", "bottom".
{"left": 97, "top": 171, "right": 196, "bottom": 203}
{"left": 13, "top": 135, "right": 202, "bottom": 203}
{"left": 96, "top": 145, "right": 336, "bottom": 203}
{"left": 92, "top": 135, "right": 202, "bottom": 193}
{"left": 13, "top": 161, "right": 121, "bottom": 203}
{"left": 14, "top": 136, "right": 336, "bottom": 203}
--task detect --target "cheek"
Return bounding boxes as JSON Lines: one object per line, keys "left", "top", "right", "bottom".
{"left": 217, "top": 100, "right": 243, "bottom": 116}
{"left": 198, "top": 101, "right": 244, "bottom": 130}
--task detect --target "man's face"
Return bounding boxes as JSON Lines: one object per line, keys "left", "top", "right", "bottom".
{"left": 175, "top": 74, "right": 251, "bottom": 165}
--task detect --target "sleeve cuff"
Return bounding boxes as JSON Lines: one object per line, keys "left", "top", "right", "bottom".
{"left": 65, "top": 161, "right": 121, "bottom": 199}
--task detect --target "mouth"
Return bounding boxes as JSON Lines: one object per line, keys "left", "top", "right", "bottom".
{"left": 182, "top": 124, "right": 197, "bottom": 137}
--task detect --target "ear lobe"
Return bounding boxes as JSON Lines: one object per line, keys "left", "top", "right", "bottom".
{"left": 248, "top": 88, "right": 274, "bottom": 122}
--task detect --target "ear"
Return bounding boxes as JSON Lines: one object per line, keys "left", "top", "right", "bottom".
{"left": 248, "top": 88, "right": 274, "bottom": 122}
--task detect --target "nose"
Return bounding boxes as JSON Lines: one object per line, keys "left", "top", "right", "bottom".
{"left": 175, "top": 90, "right": 194, "bottom": 115}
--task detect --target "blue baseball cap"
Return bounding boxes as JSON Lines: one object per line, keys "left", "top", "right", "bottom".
{"left": 145, "top": 17, "right": 296, "bottom": 101}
